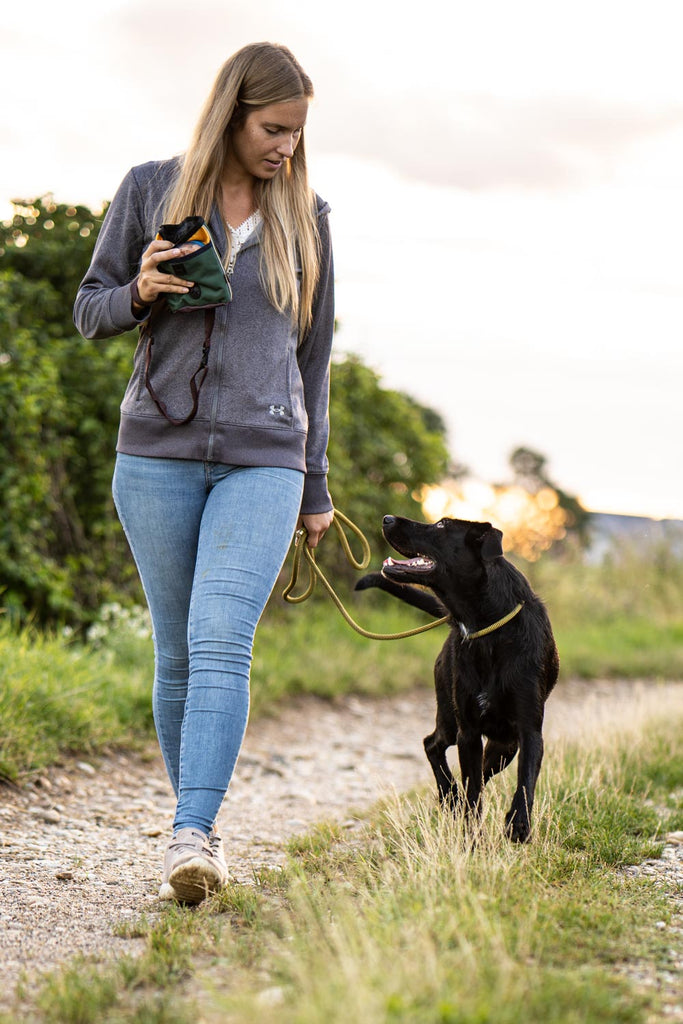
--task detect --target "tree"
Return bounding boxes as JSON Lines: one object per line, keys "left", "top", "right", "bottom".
{"left": 0, "top": 200, "right": 452, "bottom": 622}
{"left": 509, "top": 446, "right": 590, "bottom": 546}
{"left": 0, "top": 198, "right": 139, "bottom": 622}
{"left": 0, "top": 197, "right": 105, "bottom": 328}
{"left": 326, "top": 355, "right": 450, "bottom": 574}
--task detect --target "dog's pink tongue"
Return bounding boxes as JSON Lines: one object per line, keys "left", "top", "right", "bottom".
{"left": 384, "top": 555, "right": 433, "bottom": 569}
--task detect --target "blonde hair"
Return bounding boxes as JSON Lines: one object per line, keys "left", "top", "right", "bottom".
{"left": 163, "top": 43, "right": 320, "bottom": 337}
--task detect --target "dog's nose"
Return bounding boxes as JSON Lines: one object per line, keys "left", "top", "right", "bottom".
{"left": 383, "top": 515, "right": 396, "bottom": 528}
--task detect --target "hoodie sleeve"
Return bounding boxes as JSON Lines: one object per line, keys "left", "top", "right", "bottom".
{"left": 296, "top": 203, "right": 335, "bottom": 515}
{"left": 73, "top": 166, "right": 151, "bottom": 340}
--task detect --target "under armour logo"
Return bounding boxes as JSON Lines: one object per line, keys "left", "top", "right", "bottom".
{"left": 269, "top": 404, "right": 287, "bottom": 417}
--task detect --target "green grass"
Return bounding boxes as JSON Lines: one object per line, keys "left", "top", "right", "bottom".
{"left": 553, "top": 616, "right": 683, "bottom": 679}
{"left": 8, "top": 709, "right": 682, "bottom": 1024}
{"left": 249, "top": 595, "right": 444, "bottom": 713}
{"left": 0, "top": 621, "right": 154, "bottom": 783}
{"left": 0, "top": 595, "right": 442, "bottom": 782}
{"left": 524, "top": 540, "right": 683, "bottom": 679}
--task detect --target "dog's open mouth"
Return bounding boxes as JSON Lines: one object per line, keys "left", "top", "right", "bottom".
{"left": 382, "top": 554, "right": 435, "bottom": 578}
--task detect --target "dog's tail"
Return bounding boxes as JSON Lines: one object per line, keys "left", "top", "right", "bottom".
{"left": 355, "top": 572, "right": 448, "bottom": 619}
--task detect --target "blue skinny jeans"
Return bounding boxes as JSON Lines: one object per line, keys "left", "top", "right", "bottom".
{"left": 112, "top": 454, "right": 304, "bottom": 835}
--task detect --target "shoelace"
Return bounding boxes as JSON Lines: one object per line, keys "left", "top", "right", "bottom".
{"left": 208, "top": 831, "right": 223, "bottom": 857}
{"left": 169, "top": 830, "right": 213, "bottom": 855}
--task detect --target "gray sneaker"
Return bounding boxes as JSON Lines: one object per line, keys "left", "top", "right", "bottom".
{"left": 159, "top": 827, "right": 227, "bottom": 903}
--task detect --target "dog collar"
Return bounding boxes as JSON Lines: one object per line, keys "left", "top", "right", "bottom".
{"left": 458, "top": 602, "right": 524, "bottom": 641}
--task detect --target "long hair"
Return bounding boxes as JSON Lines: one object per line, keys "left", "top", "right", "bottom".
{"left": 163, "top": 43, "right": 320, "bottom": 337}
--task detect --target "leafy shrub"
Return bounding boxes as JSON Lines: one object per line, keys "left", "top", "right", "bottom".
{"left": 326, "top": 354, "right": 450, "bottom": 575}
{"left": 0, "top": 199, "right": 139, "bottom": 623}
{"left": 0, "top": 200, "right": 450, "bottom": 624}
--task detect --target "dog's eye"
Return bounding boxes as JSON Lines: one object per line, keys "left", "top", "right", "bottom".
{"left": 436, "top": 519, "right": 447, "bottom": 529}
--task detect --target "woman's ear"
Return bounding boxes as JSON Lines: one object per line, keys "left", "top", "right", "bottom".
{"left": 228, "top": 101, "right": 244, "bottom": 130}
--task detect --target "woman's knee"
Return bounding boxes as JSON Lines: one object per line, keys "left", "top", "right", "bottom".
{"left": 155, "top": 638, "right": 190, "bottom": 690}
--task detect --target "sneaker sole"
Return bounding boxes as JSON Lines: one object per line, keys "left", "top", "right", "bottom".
{"left": 168, "top": 856, "right": 224, "bottom": 904}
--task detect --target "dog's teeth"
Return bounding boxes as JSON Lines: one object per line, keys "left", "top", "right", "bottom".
{"left": 383, "top": 557, "right": 395, "bottom": 567}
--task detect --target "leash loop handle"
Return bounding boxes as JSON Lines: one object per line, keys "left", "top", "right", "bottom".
{"left": 281, "top": 526, "right": 316, "bottom": 604}
{"left": 282, "top": 509, "right": 371, "bottom": 605}
{"left": 282, "top": 510, "right": 449, "bottom": 641}
{"left": 330, "top": 508, "right": 372, "bottom": 571}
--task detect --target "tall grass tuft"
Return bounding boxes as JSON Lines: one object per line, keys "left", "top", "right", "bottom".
{"left": 214, "top": 707, "right": 683, "bottom": 1024}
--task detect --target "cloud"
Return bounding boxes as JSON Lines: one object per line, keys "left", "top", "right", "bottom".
{"left": 310, "top": 91, "right": 683, "bottom": 190}
{"left": 16, "top": 0, "right": 681, "bottom": 202}
{"left": 106, "top": 0, "right": 683, "bottom": 193}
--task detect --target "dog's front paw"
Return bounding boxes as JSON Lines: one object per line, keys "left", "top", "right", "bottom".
{"left": 354, "top": 573, "right": 383, "bottom": 592}
{"left": 505, "top": 808, "right": 531, "bottom": 843}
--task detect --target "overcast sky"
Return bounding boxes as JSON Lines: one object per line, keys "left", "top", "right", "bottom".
{"left": 3, "top": 0, "right": 682, "bottom": 518}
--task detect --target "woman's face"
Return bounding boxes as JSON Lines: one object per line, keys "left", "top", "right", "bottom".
{"left": 228, "top": 98, "right": 309, "bottom": 181}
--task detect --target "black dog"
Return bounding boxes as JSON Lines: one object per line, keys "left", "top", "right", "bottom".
{"left": 356, "top": 515, "right": 559, "bottom": 842}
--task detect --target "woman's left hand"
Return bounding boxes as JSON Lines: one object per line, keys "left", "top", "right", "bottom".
{"left": 298, "top": 510, "right": 334, "bottom": 549}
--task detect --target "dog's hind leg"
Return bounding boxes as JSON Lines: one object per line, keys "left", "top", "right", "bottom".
{"left": 483, "top": 739, "right": 518, "bottom": 782}
{"left": 505, "top": 729, "right": 544, "bottom": 843}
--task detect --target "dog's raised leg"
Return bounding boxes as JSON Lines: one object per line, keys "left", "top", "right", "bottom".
{"left": 504, "top": 729, "right": 544, "bottom": 843}
{"left": 424, "top": 729, "right": 458, "bottom": 806}
{"left": 425, "top": 655, "right": 460, "bottom": 807}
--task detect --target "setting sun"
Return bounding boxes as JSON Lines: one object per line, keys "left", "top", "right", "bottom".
{"left": 420, "top": 478, "right": 569, "bottom": 561}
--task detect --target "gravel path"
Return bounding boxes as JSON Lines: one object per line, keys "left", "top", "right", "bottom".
{"left": 1, "top": 678, "right": 682, "bottom": 1015}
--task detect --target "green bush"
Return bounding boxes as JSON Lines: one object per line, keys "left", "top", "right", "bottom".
{"left": 0, "top": 199, "right": 450, "bottom": 625}
{"left": 327, "top": 355, "right": 450, "bottom": 574}
{"left": 0, "top": 200, "right": 139, "bottom": 622}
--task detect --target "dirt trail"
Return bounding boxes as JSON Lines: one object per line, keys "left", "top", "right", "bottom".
{"left": 1, "top": 678, "right": 682, "bottom": 1013}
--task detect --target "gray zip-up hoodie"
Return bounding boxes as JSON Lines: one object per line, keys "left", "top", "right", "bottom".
{"left": 73, "top": 159, "right": 334, "bottom": 513}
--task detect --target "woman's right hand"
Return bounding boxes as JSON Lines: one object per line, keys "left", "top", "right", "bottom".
{"left": 133, "top": 239, "right": 196, "bottom": 306}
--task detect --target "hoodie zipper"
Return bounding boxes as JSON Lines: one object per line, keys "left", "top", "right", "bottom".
{"left": 206, "top": 301, "right": 231, "bottom": 461}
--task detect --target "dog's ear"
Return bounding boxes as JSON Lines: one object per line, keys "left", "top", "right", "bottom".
{"left": 480, "top": 527, "right": 504, "bottom": 560}
{"left": 466, "top": 522, "right": 504, "bottom": 560}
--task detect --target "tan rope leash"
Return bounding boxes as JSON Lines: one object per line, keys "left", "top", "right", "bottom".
{"left": 282, "top": 510, "right": 450, "bottom": 641}
{"left": 283, "top": 510, "right": 526, "bottom": 643}
{"left": 458, "top": 603, "right": 524, "bottom": 641}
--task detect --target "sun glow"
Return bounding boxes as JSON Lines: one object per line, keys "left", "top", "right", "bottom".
{"left": 420, "top": 479, "right": 569, "bottom": 561}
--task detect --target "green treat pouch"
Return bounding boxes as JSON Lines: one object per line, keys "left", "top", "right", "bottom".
{"left": 156, "top": 216, "right": 232, "bottom": 312}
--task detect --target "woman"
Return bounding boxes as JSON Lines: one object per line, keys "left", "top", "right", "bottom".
{"left": 74, "top": 43, "right": 335, "bottom": 903}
